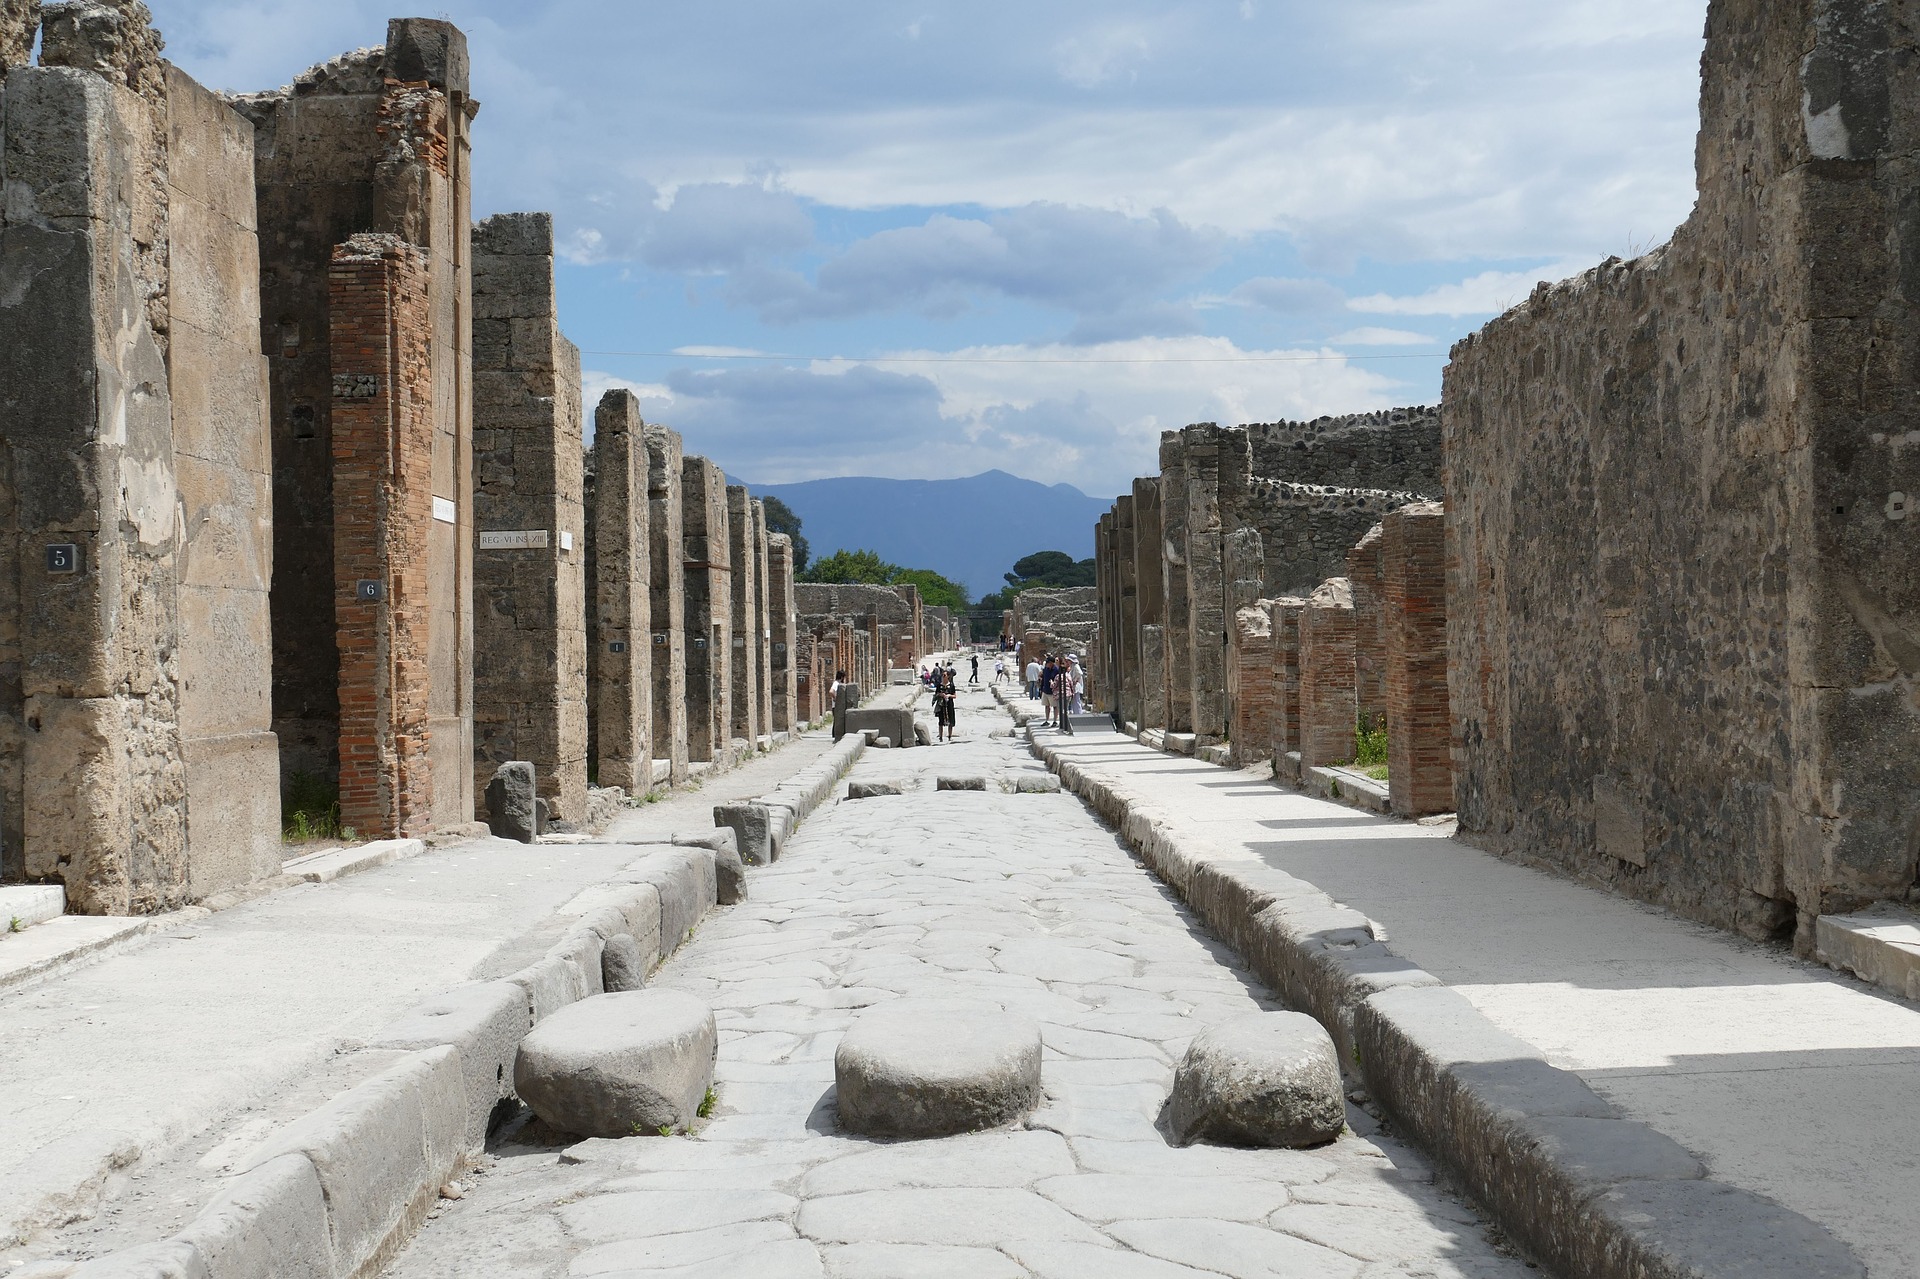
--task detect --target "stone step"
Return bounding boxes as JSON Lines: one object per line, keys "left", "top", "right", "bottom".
{"left": 1815, "top": 905, "right": 1920, "bottom": 1002}
{"left": 0, "top": 883, "right": 65, "bottom": 932}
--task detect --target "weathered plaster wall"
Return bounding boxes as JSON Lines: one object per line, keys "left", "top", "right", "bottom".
{"left": 1445, "top": 0, "right": 1920, "bottom": 942}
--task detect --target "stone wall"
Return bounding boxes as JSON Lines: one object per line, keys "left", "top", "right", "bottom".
{"left": 1238, "top": 479, "right": 1426, "bottom": 599}
{"left": 1445, "top": 0, "right": 1920, "bottom": 944}
{"left": 767, "top": 534, "right": 798, "bottom": 733}
{"left": 586, "top": 391, "right": 651, "bottom": 795}
{"left": 0, "top": 10, "right": 280, "bottom": 909}
{"left": 725, "top": 485, "right": 759, "bottom": 748}
{"left": 1246, "top": 407, "right": 1441, "bottom": 494}
{"left": 237, "top": 18, "right": 475, "bottom": 832}
{"left": 471, "top": 212, "right": 586, "bottom": 820}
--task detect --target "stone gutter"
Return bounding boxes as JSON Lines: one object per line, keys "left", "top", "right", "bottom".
{"left": 1016, "top": 714, "right": 1863, "bottom": 1279}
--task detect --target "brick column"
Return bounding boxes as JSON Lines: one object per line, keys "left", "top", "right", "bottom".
{"left": 470, "top": 213, "right": 588, "bottom": 820}
{"left": 1385, "top": 502, "right": 1452, "bottom": 816}
{"left": 330, "top": 235, "right": 435, "bottom": 837}
{"left": 1269, "top": 596, "right": 1307, "bottom": 758}
{"left": 725, "top": 484, "right": 760, "bottom": 749}
{"left": 1298, "top": 579, "right": 1357, "bottom": 769}
{"left": 1230, "top": 605, "right": 1275, "bottom": 765}
{"left": 682, "top": 457, "right": 732, "bottom": 763}
{"left": 645, "top": 425, "right": 687, "bottom": 784}
{"left": 587, "top": 390, "right": 652, "bottom": 793}
{"left": 1347, "top": 522, "right": 1388, "bottom": 734}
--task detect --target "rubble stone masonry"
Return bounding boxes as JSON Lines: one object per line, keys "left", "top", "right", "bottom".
{"left": 471, "top": 213, "right": 586, "bottom": 819}
{"left": 1157, "top": 435, "right": 1193, "bottom": 734}
{"left": 645, "top": 425, "right": 688, "bottom": 784}
{"left": 725, "top": 485, "right": 759, "bottom": 748}
{"left": 767, "top": 534, "right": 798, "bottom": 733}
{"left": 1446, "top": 0, "right": 1920, "bottom": 943}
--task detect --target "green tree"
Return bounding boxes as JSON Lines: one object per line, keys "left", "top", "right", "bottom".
{"left": 760, "top": 496, "right": 809, "bottom": 572}
{"left": 801, "top": 547, "right": 899, "bottom": 584}
{"left": 890, "top": 567, "right": 968, "bottom": 614}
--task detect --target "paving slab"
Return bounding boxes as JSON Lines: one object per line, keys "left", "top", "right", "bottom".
{"left": 384, "top": 689, "right": 1527, "bottom": 1278}
{"left": 1031, "top": 723, "right": 1920, "bottom": 1278}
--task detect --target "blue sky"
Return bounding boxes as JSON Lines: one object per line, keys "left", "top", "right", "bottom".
{"left": 148, "top": 0, "right": 1708, "bottom": 498}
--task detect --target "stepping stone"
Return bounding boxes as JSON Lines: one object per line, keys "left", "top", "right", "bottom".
{"left": 936, "top": 776, "right": 987, "bottom": 791}
{"left": 514, "top": 990, "right": 716, "bottom": 1138}
{"left": 600, "top": 934, "right": 648, "bottom": 992}
{"left": 835, "top": 1001, "right": 1042, "bottom": 1138}
{"left": 1012, "top": 775, "right": 1062, "bottom": 794}
{"left": 1167, "top": 1012, "right": 1345, "bottom": 1148}
{"left": 847, "top": 781, "right": 904, "bottom": 799}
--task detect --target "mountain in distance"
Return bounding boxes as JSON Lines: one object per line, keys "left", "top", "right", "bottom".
{"left": 736, "top": 470, "right": 1115, "bottom": 600}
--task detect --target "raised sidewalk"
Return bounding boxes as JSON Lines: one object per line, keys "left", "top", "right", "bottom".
{"left": 1025, "top": 717, "right": 1919, "bottom": 1278}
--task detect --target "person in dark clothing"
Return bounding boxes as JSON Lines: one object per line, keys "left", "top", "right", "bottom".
{"left": 934, "top": 662, "right": 958, "bottom": 741}
{"left": 1039, "top": 656, "right": 1059, "bottom": 727}
{"left": 969, "top": 653, "right": 980, "bottom": 684}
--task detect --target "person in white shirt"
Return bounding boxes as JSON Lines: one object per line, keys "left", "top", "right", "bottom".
{"left": 1024, "top": 658, "right": 1042, "bottom": 700}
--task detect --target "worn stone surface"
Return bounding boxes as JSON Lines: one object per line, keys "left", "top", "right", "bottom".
{"left": 681, "top": 457, "right": 732, "bottom": 765}
{"left": 601, "top": 934, "right": 648, "bottom": 993}
{"left": 513, "top": 990, "right": 717, "bottom": 1138}
{"left": 471, "top": 213, "right": 588, "bottom": 823}
{"left": 585, "top": 390, "right": 653, "bottom": 796}
{"left": 1168, "top": 1013, "right": 1346, "bottom": 1149}
{"left": 935, "top": 776, "right": 986, "bottom": 791}
{"left": 1445, "top": 0, "right": 1920, "bottom": 947}
{"left": 846, "top": 781, "right": 903, "bottom": 799}
{"left": 386, "top": 696, "right": 1521, "bottom": 1279}
{"left": 834, "top": 1001, "right": 1042, "bottom": 1138}
{"left": 485, "top": 761, "right": 539, "bottom": 843}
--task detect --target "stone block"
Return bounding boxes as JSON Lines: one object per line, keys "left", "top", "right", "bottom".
{"left": 712, "top": 801, "right": 775, "bottom": 865}
{"left": 835, "top": 1001, "right": 1042, "bottom": 1138}
{"left": 617, "top": 849, "right": 714, "bottom": 959}
{"left": 367, "top": 980, "right": 530, "bottom": 1154}
{"left": 1012, "top": 774, "right": 1062, "bottom": 794}
{"left": 175, "top": 1152, "right": 333, "bottom": 1279}
{"left": 936, "top": 776, "right": 987, "bottom": 791}
{"left": 600, "top": 934, "right": 647, "bottom": 993}
{"left": 847, "top": 781, "right": 903, "bottom": 799}
{"left": 513, "top": 991, "right": 717, "bottom": 1138}
{"left": 236, "top": 1048, "right": 465, "bottom": 1279}
{"left": 485, "top": 761, "right": 539, "bottom": 842}
{"left": 1167, "top": 1012, "right": 1345, "bottom": 1148}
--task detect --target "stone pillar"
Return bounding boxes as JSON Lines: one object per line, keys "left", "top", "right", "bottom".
{"left": 768, "top": 533, "right": 799, "bottom": 734}
{"left": 0, "top": 36, "right": 282, "bottom": 909}
{"left": 1269, "top": 597, "right": 1308, "bottom": 758}
{"left": 1230, "top": 606, "right": 1275, "bottom": 766}
{"left": 1132, "top": 478, "right": 1166, "bottom": 732}
{"left": 1298, "top": 579, "right": 1357, "bottom": 769}
{"left": 1183, "top": 427, "right": 1230, "bottom": 743}
{"left": 585, "top": 390, "right": 652, "bottom": 794}
{"left": 1384, "top": 502, "right": 1451, "bottom": 816}
{"left": 725, "top": 485, "right": 760, "bottom": 750}
{"left": 1114, "top": 496, "right": 1141, "bottom": 727}
{"left": 470, "top": 213, "right": 587, "bottom": 821}
{"left": 752, "top": 500, "right": 773, "bottom": 743}
{"left": 329, "top": 236, "right": 438, "bottom": 837}
{"left": 1158, "top": 434, "right": 1193, "bottom": 734}
{"left": 645, "top": 425, "right": 687, "bottom": 785}
{"left": 1347, "top": 523, "right": 1388, "bottom": 735}
{"left": 682, "top": 458, "right": 732, "bottom": 764}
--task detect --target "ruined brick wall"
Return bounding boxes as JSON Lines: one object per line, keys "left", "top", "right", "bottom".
{"left": 470, "top": 212, "right": 586, "bottom": 817}
{"left": 1229, "top": 606, "right": 1275, "bottom": 766}
{"left": 1384, "top": 503, "right": 1450, "bottom": 817}
{"left": 767, "top": 533, "right": 798, "bottom": 733}
{"left": 234, "top": 19, "right": 473, "bottom": 819}
{"left": 1346, "top": 524, "right": 1387, "bottom": 732}
{"left": 1297, "top": 579, "right": 1356, "bottom": 769}
{"left": 586, "top": 391, "right": 652, "bottom": 794}
{"left": 329, "top": 235, "right": 434, "bottom": 837}
{"left": 681, "top": 456, "right": 731, "bottom": 763}
{"left": 1446, "top": 0, "right": 1920, "bottom": 943}
{"left": 725, "top": 485, "right": 759, "bottom": 747}
{"left": 1267, "top": 597, "right": 1307, "bottom": 759}
{"left": 0, "top": 10, "right": 279, "bottom": 909}
{"left": 645, "top": 424, "right": 687, "bottom": 784}
{"left": 1246, "top": 407, "right": 1441, "bottom": 494}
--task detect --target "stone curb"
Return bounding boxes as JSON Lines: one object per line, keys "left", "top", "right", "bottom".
{"left": 281, "top": 838, "right": 428, "bottom": 885}
{"left": 1020, "top": 722, "right": 1865, "bottom": 1279}
{"left": 59, "top": 842, "right": 733, "bottom": 1279}
{"left": 712, "top": 733, "right": 867, "bottom": 864}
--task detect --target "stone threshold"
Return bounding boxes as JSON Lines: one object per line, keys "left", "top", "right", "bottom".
{"left": 1816, "top": 904, "right": 1920, "bottom": 1003}
{"left": 1013, "top": 713, "right": 1862, "bottom": 1279}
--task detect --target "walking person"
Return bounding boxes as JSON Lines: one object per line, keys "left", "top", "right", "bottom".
{"left": 934, "top": 662, "right": 958, "bottom": 742}
{"left": 1040, "top": 656, "right": 1059, "bottom": 726}
{"left": 969, "top": 653, "right": 980, "bottom": 684}
{"left": 993, "top": 656, "right": 1008, "bottom": 685}
{"left": 1056, "top": 658, "right": 1077, "bottom": 735}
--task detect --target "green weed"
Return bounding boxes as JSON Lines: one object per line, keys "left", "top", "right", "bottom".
{"left": 698, "top": 1087, "right": 717, "bottom": 1119}
{"left": 282, "top": 771, "right": 350, "bottom": 843}
{"left": 1354, "top": 716, "right": 1389, "bottom": 767}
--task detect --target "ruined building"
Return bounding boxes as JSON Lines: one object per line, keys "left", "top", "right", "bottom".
{"left": 1445, "top": 0, "right": 1920, "bottom": 946}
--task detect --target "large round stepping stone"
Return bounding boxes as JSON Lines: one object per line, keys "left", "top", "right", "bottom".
{"left": 836, "top": 1001, "right": 1042, "bottom": 1138}
{"left": 1167, "top": 1012, "right": 1345, "bottom": 1148}
{"left": 514, "top": 990, "right": 716, "bottom": 1138}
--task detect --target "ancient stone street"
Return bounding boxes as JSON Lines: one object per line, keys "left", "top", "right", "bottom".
{"left": 386, "top": 690, "right": 1527, "bottom": 1279}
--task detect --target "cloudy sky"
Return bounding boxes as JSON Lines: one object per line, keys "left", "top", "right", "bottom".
{"left": 147, "top": 0, "right": 1708, "bottom": 499}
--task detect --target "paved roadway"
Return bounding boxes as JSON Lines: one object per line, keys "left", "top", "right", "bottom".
{"left": 387, "top": 688, "right": 1528, "bottom": 1278}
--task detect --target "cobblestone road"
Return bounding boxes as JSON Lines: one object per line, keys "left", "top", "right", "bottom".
{"left": 387, "top": 689, "right": 1530, "bottom": 1278}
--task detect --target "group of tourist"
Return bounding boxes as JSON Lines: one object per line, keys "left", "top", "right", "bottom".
{"left": 1025, "top": 652, "right": 1085, "bottom": 734}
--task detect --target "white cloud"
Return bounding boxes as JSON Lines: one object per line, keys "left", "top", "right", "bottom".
{"left": 1347, "top": 261, "right": 1597, "bottom": 316}
{"left": 1329, "top": 326, "right": 1434, "bottom": 346}
{"left": 1055, "top": 23, "right": 1156, "bottom": 89}
{"left": 1227, "top": 276, "right": 1348, "bottom": 313}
